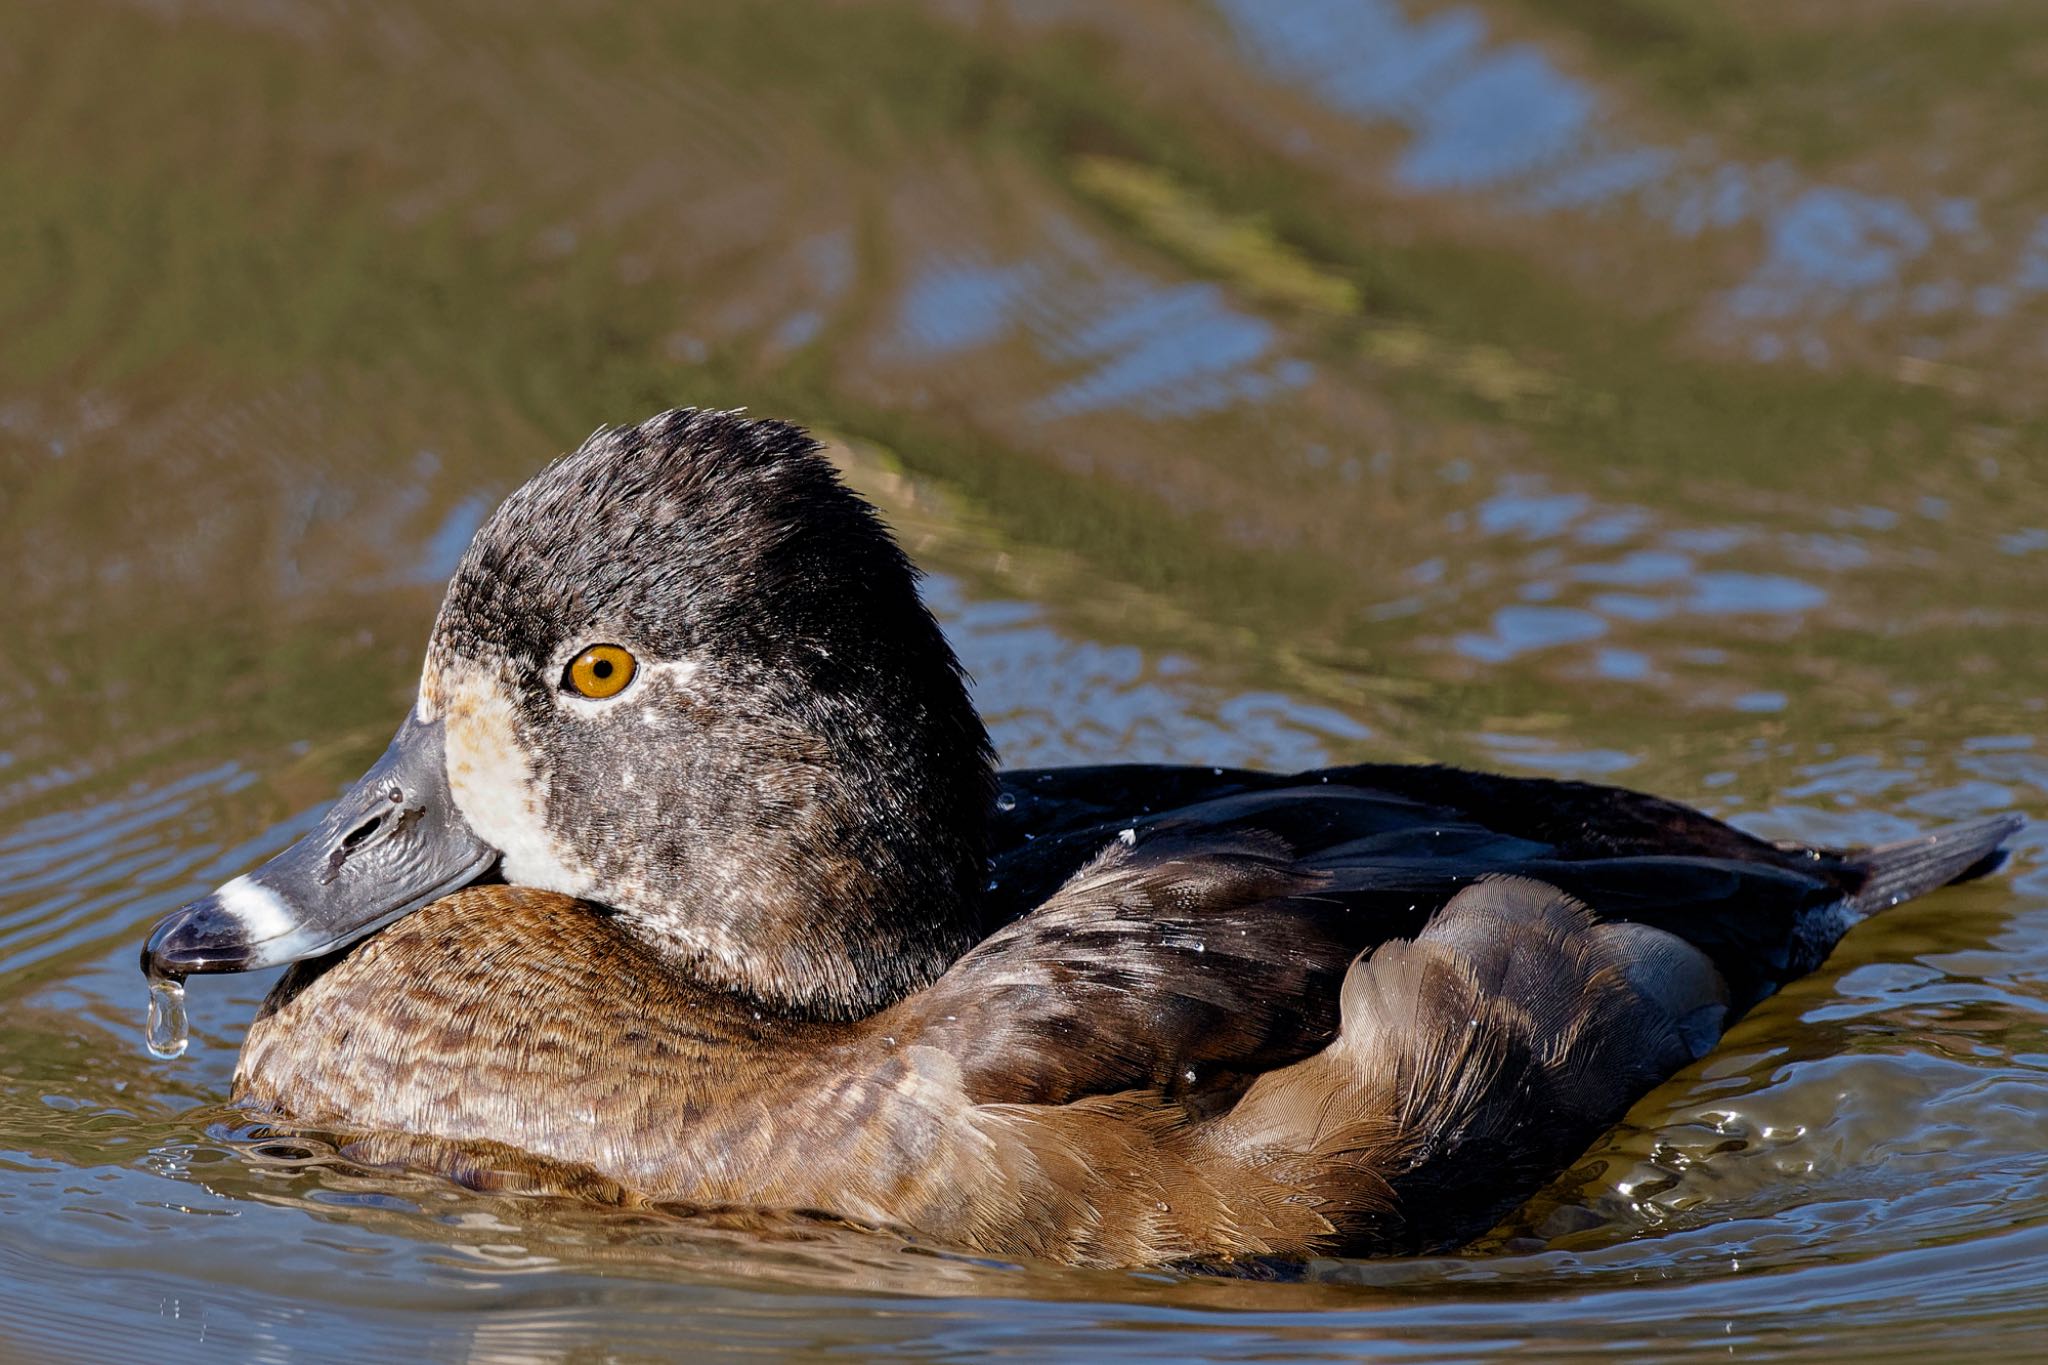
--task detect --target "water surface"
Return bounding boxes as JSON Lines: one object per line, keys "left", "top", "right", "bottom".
{"left": 3, "top": 0, "right": 2046, "bottom": 1358}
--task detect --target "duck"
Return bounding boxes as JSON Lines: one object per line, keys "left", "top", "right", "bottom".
{"left": 143, "top": 408, "right": 2022, "bottom": 1269}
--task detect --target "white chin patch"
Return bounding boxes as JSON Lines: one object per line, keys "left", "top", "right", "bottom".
{"left": 216, "top": 874, "right": 296, "bottom": 944}
{"left": 438, "top": 665, "right": 595, "bottom": 897}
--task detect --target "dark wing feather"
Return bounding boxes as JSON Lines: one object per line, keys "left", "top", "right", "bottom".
{"left": 1271, "top": 875, "right": 1730, "bottom": 1252}
{"left": 988, "top": 763, "right": 1944, "bottom": 1013}
{"left": 895, "top": 830, "right": 1362, "bottom": 1107}
{"left": 960, "top": 764, "right": 2020, "bottom": 1134}
{"left": 1369, "top": 853, "right": 1836, "bottom": 1011}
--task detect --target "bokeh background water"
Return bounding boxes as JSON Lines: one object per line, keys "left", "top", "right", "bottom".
{"left": 3, "top": 1, "right": 2047, "bottom": 1359}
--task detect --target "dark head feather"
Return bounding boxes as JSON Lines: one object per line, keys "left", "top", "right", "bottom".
{"left": 432, "top": 409, "right": 998, "bottom": 1018}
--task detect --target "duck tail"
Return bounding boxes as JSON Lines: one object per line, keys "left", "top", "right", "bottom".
{"left": 1210, "top": 876, "right": 1723, "bottom": 1255}
{"left": 1202, "top": 820, "right": 2030, "bottom": 1256}
{"left": 1840, "top": 814, "right": 2025, "bottom": 919}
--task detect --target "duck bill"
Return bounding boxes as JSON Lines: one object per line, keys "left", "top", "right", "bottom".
{"left": 142, "top": 711, "right": 498, "bottom": 979}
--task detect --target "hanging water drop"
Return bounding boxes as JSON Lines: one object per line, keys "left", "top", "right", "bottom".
{"left": 994, "top": 792, "right": 1017, "bottom": 812}
{"left": 144, "top": 973, "right": 189, "bottom": 1060}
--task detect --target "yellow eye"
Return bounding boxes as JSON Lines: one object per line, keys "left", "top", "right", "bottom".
{"left": 566, "top": 644, "right": 636, "bottom": 699}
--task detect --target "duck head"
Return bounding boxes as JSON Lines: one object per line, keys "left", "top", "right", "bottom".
{"left": 145, "top": 409, "right": 998, "bottom": 1018}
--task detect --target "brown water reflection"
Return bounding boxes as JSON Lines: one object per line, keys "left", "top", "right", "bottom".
{"left": 3, "top": 0, "right": 2046, "bottom": 1358}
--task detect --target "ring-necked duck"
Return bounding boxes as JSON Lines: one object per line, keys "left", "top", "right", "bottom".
{"left": 144, "top": 409, "right": 2021, "bottom": 1267}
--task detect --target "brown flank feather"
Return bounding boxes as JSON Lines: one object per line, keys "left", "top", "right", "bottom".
{"left": 241, "top": 856, "right": 1740, "bottom": 1266}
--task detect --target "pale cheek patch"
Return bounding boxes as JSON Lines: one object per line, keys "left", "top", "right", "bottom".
{"left": 414, "top": 663, "right": 442, "bottom": 724}
{"left": 216, "top": 874, "right": 296, "bottom": 943}
{"left": 442, "top": 667, "right": 595, "bottom": 897}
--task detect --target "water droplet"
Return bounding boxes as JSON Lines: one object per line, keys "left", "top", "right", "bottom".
{"left": 1182, "top": 1068, "right": 1197, "bottom": 1084}
{"left": 995, "top": 792, "right": 1018, "bottom": 812}
{"left": 145, "top": 975, "right": 188, "bottom": 1060}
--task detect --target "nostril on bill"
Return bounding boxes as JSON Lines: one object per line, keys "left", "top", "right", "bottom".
{"left": 341, "top": 815, "right": 383, "bottom": 850}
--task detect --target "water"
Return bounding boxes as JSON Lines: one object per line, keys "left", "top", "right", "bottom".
{"left": 143, "top": 976, "right": 189, "bottom": 1062}
{"left": 2, "top": 0, "right": 2046, "bottom": 1359}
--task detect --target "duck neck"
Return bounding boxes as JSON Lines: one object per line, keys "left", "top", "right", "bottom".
{"left": 610, "top": 667, "right": 998, "bottom": 1022}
